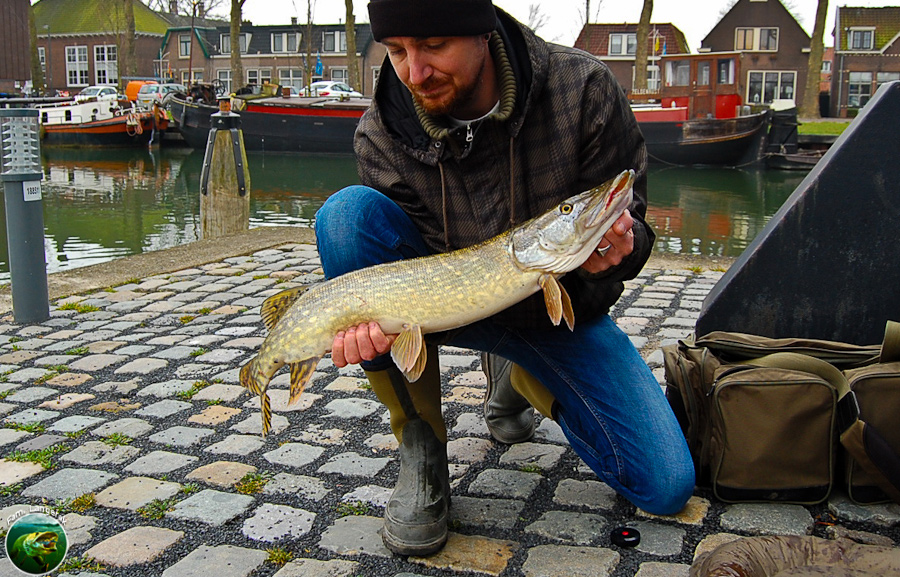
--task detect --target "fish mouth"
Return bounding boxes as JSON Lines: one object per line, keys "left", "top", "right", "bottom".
{"left": 585, "top": 170, "right": 634, "bottom": 230}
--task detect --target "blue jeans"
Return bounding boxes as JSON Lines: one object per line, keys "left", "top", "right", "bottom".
{"left": 315, "top": 185, "right": 695, "bottom": 515}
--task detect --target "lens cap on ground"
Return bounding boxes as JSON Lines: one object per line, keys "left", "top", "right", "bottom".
{"left": 610, "top": 526, "right": 640, "bottom": 548}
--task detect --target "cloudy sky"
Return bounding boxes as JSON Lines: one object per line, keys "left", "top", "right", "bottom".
{"left": 238, "top": 0, "right": 892, "bottom": 51}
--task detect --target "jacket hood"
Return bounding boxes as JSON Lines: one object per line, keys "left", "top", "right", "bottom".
{"left": 371, "top": 8, "right": 545, "bottom": 158}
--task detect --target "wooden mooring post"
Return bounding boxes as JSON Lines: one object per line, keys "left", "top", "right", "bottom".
{"left": 199, "top": 98, "right": 251, "bottom": 239}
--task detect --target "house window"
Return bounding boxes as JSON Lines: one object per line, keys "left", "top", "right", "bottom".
{"left": 65, "top": 46, "right": 89, "bottom": 87}
{"left": 179, "top": 34, "right": 191, "bottom": 58}
{"left": 747, "top": 70, "right": 796, "bottom": 104}
{"left": 735, "top": 27, "right": 778, "bottom": 51}
{"left": 247, "top": 69, "right": 272, "bottom": 86}
{"left": 665, "top": 60, "right": 690, "bottom": 86}
{"left": 331, "top": 68, "right": 348, "bottom": 83}
{"left": 218, "top": 69, "right": 232, "bottom": 93}
{"left": 278, "top": 68, "right": 304, "bottom": 91}
{"left": 877, "top": 72, "right": 900, "bottom": 88}
{"left": 94, "top": 45, "right": 118, "bottom": 85}
{"left": 698, "top": 61, "right": 711, "bottom": 86}
{"left": 180, "top": 70, "right": 202, "bottom": 84}
{"left": 849, "top": 28, "right": 874, "bottom": 50}
{"left": 609, "top": 33, "right": 636, "bottom": 56}
{"left": 272, "top": 32, "right": 298, "bottom": 53}
{"left": 717, "top": 59, "right": 735, "bottom": 84}
{"left": 221, "top": 33, "right": 249, "bottom": 54}
{"left": 323, "top": 31, "right": 346, "bottom": 53}
{"left": 647, "top": 64, "right": 660, "bottom": 90}
{"left": 38, "top": 47, "right": 45, "bottom": 74}
{"left": 848, "top": 71, "right": 872, "bottom": 107}
{"left": 821, "top": 60, "right": 832, "bottom": 73}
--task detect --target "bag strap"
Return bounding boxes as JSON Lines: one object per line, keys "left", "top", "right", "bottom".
{"left": 880, "top": 320, "right": 900, "bottom": 363}
{"left": 742, "top": 352, "right": 900, "bottom": 504}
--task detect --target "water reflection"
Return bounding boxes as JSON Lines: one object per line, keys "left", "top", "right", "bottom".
{"left": 0, "top": 147, "right": 809, "bottom": 282}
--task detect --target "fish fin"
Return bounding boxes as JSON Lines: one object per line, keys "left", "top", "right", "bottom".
{"left": 539, "top": 275, "right": 564, "bottom": 326}
{"left": 260, "top": 286, "right": 309, "bottom": 332}
{"left": 560, "top": 281, "right": 575, "bottom": 331}
{"left": 391, "top": 324, "right": 426, "bottom": 382}
{"left": 260, "top": 387, "right": 272, "bottom": 438}
{"left": 289, "top": 356, "right": 321, "bottom": 405}
{"left": 239, "top": 360, "right": 261, "bottom": 396}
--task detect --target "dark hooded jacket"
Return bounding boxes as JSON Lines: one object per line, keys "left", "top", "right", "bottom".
{"left": 354, "top": 8, "right": 653, "bottom": 330}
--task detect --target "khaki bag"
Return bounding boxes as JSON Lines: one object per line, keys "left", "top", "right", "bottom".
{"left": 662, "top": 321, "right": 900, "bottom": 505}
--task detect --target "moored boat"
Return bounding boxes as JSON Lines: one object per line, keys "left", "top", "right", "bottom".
{"left": 168, "top": 83, "right": 370, "bottom": 154}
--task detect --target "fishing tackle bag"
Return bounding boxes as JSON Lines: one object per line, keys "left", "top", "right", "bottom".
{"left": 662, "top": 321, "right": 900, "bottom": 505}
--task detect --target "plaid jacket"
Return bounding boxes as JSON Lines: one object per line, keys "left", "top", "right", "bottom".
{"left": 354, "top": 9, "right": 653, "bottom": 330}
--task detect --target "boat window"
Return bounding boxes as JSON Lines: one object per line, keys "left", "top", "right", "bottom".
{"left": 665, "top": 60, "right": 690, "bottom": 87}
{"left": 717, "top": 59, "right": 734, "bottom": 84}
{"left": 698, "top": 62, "right": 711, "bottom": 86}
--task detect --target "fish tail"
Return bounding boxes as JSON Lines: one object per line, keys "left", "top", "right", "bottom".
{"left": 239, "top": 358, "right": 273, "bottom": 437}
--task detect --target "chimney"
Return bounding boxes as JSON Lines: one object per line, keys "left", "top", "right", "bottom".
{"left": 291, "top": 17, "right": 298, "bottom": 26}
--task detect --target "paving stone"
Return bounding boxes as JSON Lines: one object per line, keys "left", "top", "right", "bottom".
{"left": 0, "top": 459, "right": 45, "bottom": 486}
{"left": 445, "top": 386, "right": 483, "bottom": 405}
{"left": 204, "top": 434, "right": 265, "bottom": 456}
{"left": 719, "top": 503, "right": 814, "bottom": 536}
{"left": 634, "top": 561, "right": 691, "bottom": 577}
{"left": 95, "top": 476, "right": 182, "bottom": 510}
{"left": 271, "top": 559, "right": 359, "bottom": 577}
{"left": 190, "top": 383, "right": 246, "bottom": 403}
{"left": 38, "top": 392, "right": 96, "bottom": 410}
{"left": 828, "top": 493, "right": 900, "bottom": 526}
{"left": 124, "top": 450, "right": 199, "bottom": 475}
{"left": 263, "top": 442, "right": 325, "bottom": 469}
{"left": 447, "top": 437, "right": 493, "bottom": 463}
{"left": 499, "top": 442, "right": 567, "bottom": 470}
{"left": 136, "top": 380, "right": 196, "bottom": 398}
{"left": 554, "top": 478, "right": 617, "bottom": 510}
{"left": 134, "top": 399, "right": 194, "bottom": 418}
{"left": 63, "top": 512, "right": 99, "bottom": 547}
{"left": 469, "top": 468, "right": 543, "bottom": 500}
{"left": 83, "top": 525, "right": 184, "bottom": 567}
{"left": 4, "top": 407, "right": 60, "bottom": 425}
{"left": 231, "top": 413, "right": 289, "bottom": 435}
{"left": 262, "top": 473, "right": 330, "bottom": 501}
{"left": 188, "top": 405, "right": 242, "bottom": 426}
{"left": 318, "top": 515, "right": 392, "bottom": 558}
{"left": 364, "top": 432, "right": 398, "bottom": 451}
{"left": 521, "top": 544, "right": 619, "bottom": 577}
{"left": 21, "top": 467, "right": 117, "bottom": 500}
{"left": 409, "top": 532, "right": 517, "bottom": 576}
{"left": 341, "top": 485, "right": 392, "bottom": 509}
{"left": 92, "top": 417, "right": 154, "bottom": 438}
{"left": 0, "top": 401, "right": 14, "bottom": 417}
{"left": 148, "top": 426, "right": 215, "bottom": 447}
{"left": 450, "top": 496, "right": 525, "bottom": 530}
{"left": 322, "top": 397, "right": 381, "bottom": 419}
{"left": 91, "top": 377, "right": 141, "bottom": 394}
{"left": 630, "top": 520, "right": 687, "bottom": 556}
{"left": 316, "top": 452, "right": 391, "bottom": 477}
{"left": 5, "top": 386, "right": 58, "bottom": 403}
{"left": 115, "top": 357, "right": 169, "bottom": 374}
{"left": 452, "top": 412, "right": 490, "bottom": 437}
{"left": 68, "top": 354, "right": 128, "bottom": 371}
{"left": 0, "top": 428, "right": 30, "bottom": 447}
{"left": 638, "top": 495, "right": 711, "bottom": 525}
{"left": 186, "top": 460, "right": 257, "bottom": 488}
{"left": 89, "top": 400, "right": 142, "bottom": 413}
{"left": 6, "top": 368, "right": 53, "bottom": 384}
{"left": 241, "top": 503, "right": 317, "bottom": 542}
{"left": 60, "top": 440, "right": 141, "bottom": 466}
{"left": 243, "top": 388, "right": 322, "bottom": 412}
{"left": 525, "top": 510, "right": 608, "bottom": 545}
{"left": 158, "top": 545, "right": 269, "bottom": 577}
{"left": 167, "top": 490, "right": 256, "bottom": 526}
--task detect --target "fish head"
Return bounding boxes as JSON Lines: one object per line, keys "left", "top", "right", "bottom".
{"left": 509, "top": 169, "right": 634, "bottom": 273}
{"left": 25, "top": 531, "right": 58, "bottom": 555}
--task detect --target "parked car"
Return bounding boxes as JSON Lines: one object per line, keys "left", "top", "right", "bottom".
{"left": 125, "top": 80, "right": 156, "bottom": 102}
{"left": 136, "top": 83, "right": 187, "bottom": 109}
{"left": 304, "top": 81, "right": 363, "bottom": 98}
{"left": 74, "top": 85, "right": 120, "bottom": 102}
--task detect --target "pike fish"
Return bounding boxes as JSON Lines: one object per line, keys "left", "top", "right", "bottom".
{"left": 240, "top": 169, "right": 635, "bottom": 435}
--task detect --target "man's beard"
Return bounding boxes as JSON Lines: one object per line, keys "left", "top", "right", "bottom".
{"left": 409, "top": 57, "right": 485, "bottom": 117}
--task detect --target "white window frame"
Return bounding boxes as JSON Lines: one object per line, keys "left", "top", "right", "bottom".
{"left": 746, "top": 70, "right": 796, "bottom": 104}
{"left": 180, "top": 70, "right": 203, "bottom": 84}
{"left": 221, "top": 33, "right": 250, "bottom": 54}
{"left": 271, "top": 32, "right": 299, "bottom": 53}
{"left": 179, "top": 34, "right": 191, "bottom": 58}
{"left": 94, "top": 44, "right": 118, "bottom": 86}
{"left": 322, "top": 31, "right": 346, "bottom": 53}
{"left": 65, "top": 45, "right": 89, "bottom": 87}
{"left": 717, "top": 58, "right": 735, "bottom": 84}
{"left": 278, "top": 68, "right": 304, "bottom": 91}
{"left": 848, "top": 27, "right": 875, "bottom": 51}
{"left": 735, "top": 27, "right": 779, "bottom": 52}
{"left": 608, "top": 33, "right": 636, "bottom": 56}
{"left": 664, "top": 60, "right": 690, "bottom": 87}
{"left": 246, "top": 68, "right": 272, "bottom": 86}
{"left": 330, "top": 67, "right": 348, "bottom": 83}
{"left": 38, "top": 47, "right": 46, "bottom": 75}
{"left": 217, "top": 69, "right": 232, "bottom": 93}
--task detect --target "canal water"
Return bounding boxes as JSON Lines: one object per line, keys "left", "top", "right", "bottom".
{"left": 0, "top": 146, "right": 809, "bottom": 282}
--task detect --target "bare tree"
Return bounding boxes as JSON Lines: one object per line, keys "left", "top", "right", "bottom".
{"left": 633, "top": 0, "right": 652, "bottom": 92}
{"left": 305, "top": 0, "right": 315, "bottom": 92}
{"left": 527, "top": 4, "right": 549, "bottom": 35}
{"left": 28, "top": 4, "right": 46, "bottom": 94}
{"left": 344, "top": 0, "right": 360, "bottom": 90}
{"left": 121, "top": 0, "right": 138, "bottom": 80}
{"left": 799, "top": 0, "right": 828, "bottom": 118}
{"left": 231, "top": 0, "right": 246, "bottom": 89}
{"left": 141, "top": 0, "right": 227, "bottom": 17}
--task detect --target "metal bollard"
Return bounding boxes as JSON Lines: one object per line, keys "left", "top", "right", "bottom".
{"left": 0, "top": 109, "right": 49, "bottom": 323}
{"left": 198, "top": 97, "right": 251, "bottom": 239}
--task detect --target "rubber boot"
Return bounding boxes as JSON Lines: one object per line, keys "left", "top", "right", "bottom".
{"left": 481, "top": 352, "right": 536, "bottom": 443}
{"left": 364, "top": 346, "right": 449, "bottom": 556}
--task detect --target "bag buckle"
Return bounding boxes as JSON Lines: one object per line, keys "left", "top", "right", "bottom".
{"left": 837, "top": 390, "right": 861, "bottom": 434}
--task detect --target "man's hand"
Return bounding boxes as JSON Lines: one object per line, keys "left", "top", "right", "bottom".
{"left": 580, "top": 209, "right": 634, "bottom": 274}
{"left": 332, "top": 321, "right": 397, "bottom": 367}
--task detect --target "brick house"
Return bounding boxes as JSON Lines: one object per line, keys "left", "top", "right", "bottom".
{"left": 700, "top": 0, "right": 812, "bottom": 109}
{"left": 31, "top": 0, "right": 178, "bottom": 95}
{"left": 160, "top": 20, "right": 384, "bottom": 96}
{"left": 0, "top": 0, "right": 32, "bottom": 94}
{"left": 830, "top": 6, "right": 900, "bottom": 118}
{"left": 573, "top": 23, "right": 690, "bottom": 94}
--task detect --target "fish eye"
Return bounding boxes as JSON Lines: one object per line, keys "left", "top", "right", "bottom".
{"left": 559, "top": 203, "right": 573, "bottom": 214}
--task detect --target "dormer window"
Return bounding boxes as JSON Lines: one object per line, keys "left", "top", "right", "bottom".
{"left": 609, "top": 33, "right": 637, "bottom": 56}
{"left": 848, "top": 28, "right": 875, "bottom": 51}
{"left": 272, "top": 32, "right": 299, "bottom": 53}
{"left": 221, "top": 33, "right": 249, "bottom": 54}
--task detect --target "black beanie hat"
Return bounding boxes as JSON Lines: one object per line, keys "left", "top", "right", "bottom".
{"left": 368, "top": 0, "right": 498, "bottom": 42}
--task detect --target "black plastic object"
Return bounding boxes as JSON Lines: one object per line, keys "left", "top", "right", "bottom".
{"left": 610, "top": 526, "right": 640, "bottom": 548}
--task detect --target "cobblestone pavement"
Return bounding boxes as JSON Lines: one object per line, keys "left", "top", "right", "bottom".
{"left": 0, "top": 242, "right": 898, "bottom": 577}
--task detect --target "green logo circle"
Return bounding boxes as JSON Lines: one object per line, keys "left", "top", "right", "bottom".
{"left": 4, "top": 512, "right": 68, "bottom": 575}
